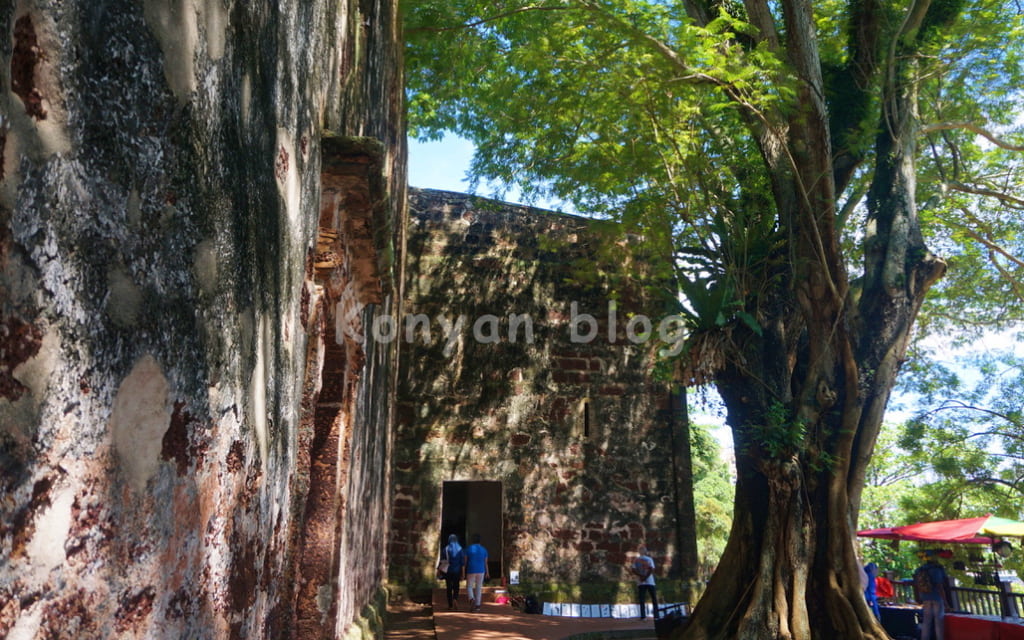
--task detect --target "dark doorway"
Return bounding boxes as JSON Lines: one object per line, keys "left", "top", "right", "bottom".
{"left": 441, "top": 481, "right": 503, "bottom": 579}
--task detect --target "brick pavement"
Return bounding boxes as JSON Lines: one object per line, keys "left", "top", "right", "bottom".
{"left": 385, "top": 588, "right": 658, "bottom": 640}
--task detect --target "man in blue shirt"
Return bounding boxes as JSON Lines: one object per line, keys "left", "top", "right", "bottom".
{"left": 465, "top": 533, "right": 490, "bottom": 612}
{"left": 914, "top": 551, "right": 950, "bottom": 640}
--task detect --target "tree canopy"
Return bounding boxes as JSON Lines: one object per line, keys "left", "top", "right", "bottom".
{"left": 404, "top": 0, "right": 1024, "bottom": 637}
{"left": 406, "top": 0, "right": 1024, "bottom": 338}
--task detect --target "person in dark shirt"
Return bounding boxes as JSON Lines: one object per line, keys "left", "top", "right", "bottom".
{"left": 441, "top": 534, "right": 465, "bottom": 610}
{"left": 914, "top": 551, "right": 950, "bottom": 640}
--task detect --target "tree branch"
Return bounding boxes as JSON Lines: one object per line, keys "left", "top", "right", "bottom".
{"left": 880, "top": 0, "right": 932, "bottom": 139}
{"left": 944, "top": 206, "right": 1024, "bottom": 269}
{"left": 683, "top": 0, "right": 712, "bottom": 25}
{"left": 986, "top": 249, "right": 1024, "bottom": 304}
{"left": 896, "top": 0, "right": 933, "bottom": 45}
{"left": 837, "top": 179, "right": 868, "bottom": 231}
{"left": 574, "top": 0, "right": 696, "bottom": 77}
{"left": 830, "top": 0, "right": 884, "bottom": 195}
{"left": 742, "top": 0, "right": 780, "bottom": 48}
{"left": 921, "top": 122, "right": 1024, "bottom": 152}
{"left": 917, "top": 399, "right": 1024, "bottom": 433}
{"left": 965, "top": 476, "right": 1021, "bottom": 491}
{"left": 946, "top": 181, "right": 1024, "bottom": 209}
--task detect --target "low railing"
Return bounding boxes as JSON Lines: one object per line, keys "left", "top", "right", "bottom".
{"left": 889, "top": 579, "right": 1024, "bottom": 619}
{"left": 892, "top": 581, "right": 914, "bottom": 604}
{"left": 1011, "top": 591, "right": 1024, "bottom": 618}
{"left": 952, "top": 586, "right": 1007, "bottom": 617}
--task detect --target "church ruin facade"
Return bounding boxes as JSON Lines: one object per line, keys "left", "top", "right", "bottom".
{"left": 388, "top": 189, "right": 694, "bottom": 600}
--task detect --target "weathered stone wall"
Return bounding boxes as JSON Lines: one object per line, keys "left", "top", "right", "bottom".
{"left": 390, "top": 188, "right": 681, "bottom": 598}
{"left": 0, "top": 1, "right": 404, "bottom": 639}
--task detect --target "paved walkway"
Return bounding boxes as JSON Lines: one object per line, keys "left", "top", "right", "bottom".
{"left": 383, "top": 598, "right": 435, "bottom": 640}
{"left": 386, "top": 589, "right": 658, "bottom": 640}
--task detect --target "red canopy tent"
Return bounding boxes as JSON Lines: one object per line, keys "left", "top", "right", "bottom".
{"left": 857, "top": 515, "right": 1024, "bottom": 544}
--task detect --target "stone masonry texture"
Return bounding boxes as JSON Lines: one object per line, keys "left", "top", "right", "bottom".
{"left": 0, "top": 1, "right": 405, "bottom": 639}
{"left": 390, "top": 188, "right": 681, "bottom": 597}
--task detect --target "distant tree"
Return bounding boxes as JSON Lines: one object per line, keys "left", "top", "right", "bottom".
{"left": 405, "top": 0, "right": 1024, "bottom": 637}
{"left": 859, "top": 425, "right": 923, "bottom": 532}
{"left": 897, "top": 348, "right": 1024, "bottom": 504}
{"left": 691, "top": 422, "right": 734, "bottom": 580}
{"left": 859, "top": 418, "right": 1007, "bottom": 532}
{"left": 857, "top": 424, "right": 922, "bottom": 577}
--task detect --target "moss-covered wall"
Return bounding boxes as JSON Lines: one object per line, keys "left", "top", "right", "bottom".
{"left": 390, "top": 189, "right": 682, "bottom": 599}
{"left": 0, "top": 1, "right": 404, "bottom": 638}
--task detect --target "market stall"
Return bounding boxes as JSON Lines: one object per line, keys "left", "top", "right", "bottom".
{"left": 859, "top": 515, "right": 1024, "bottom": 638}
{"left": 858, "top": 515, "right": 1024, "bottom": 545}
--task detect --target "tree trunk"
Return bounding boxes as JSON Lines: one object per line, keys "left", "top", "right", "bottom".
{"left": 681, "top": 217, "right": 932, "bottom": 640}
{"left": 682, "top": 311, "right": 895, "bottom": 640}
{"left": 677, "top": 1, "right": 947, "bottom": 638}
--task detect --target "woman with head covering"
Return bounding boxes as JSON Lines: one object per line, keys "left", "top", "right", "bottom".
{"left": 441, "top": 534, "right": 465, "bottom": 610}
{"left": 864, "top": 562, "right": 881, "bottom": 619}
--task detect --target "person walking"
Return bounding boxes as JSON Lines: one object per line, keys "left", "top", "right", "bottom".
{"left": 465, "top": 533, "right": 489, "bottom": 612}
{"left": 441, "top": 534, "right": 465, "bottom": 610}
{"left": 631, "top": 544, "right": 658, "bottom": 621}
{"left": 914, "top": 551, "right": 950, "bottom": 640}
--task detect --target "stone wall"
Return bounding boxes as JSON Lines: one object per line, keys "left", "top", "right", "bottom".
{"left": 0, "top": 1, "right": 404, "bottom": 639}
{"left": 390, "top": 189, "right": 684, "bottom": 599}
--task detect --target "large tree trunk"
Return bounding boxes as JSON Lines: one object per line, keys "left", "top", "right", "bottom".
{"left": 685, "top": 314, "right": 893, "bottom": 640}
{"left": 677, "top": 1, "right": 946, "bottom": 638}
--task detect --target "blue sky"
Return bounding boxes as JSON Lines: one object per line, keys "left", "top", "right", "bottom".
{"left": 408, "top": 136, "right": 477, "bottom": 194}
{"left": 408, "top": 135, "right": 572, "bottom": 211}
